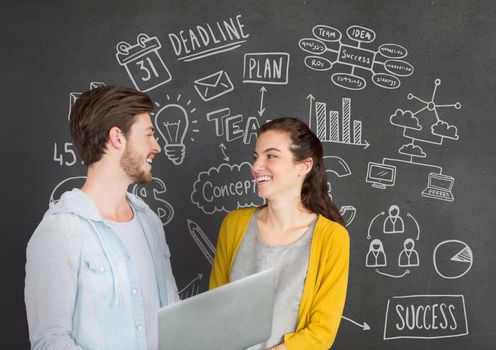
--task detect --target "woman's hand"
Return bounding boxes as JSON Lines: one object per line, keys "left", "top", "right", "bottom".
{"left": 268, "top": 343, "right": 287, "bottom": 350}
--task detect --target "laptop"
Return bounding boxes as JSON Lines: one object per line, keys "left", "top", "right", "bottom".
{"left": 159, "top": 269, "right": 275, "bottom": 350}
{"left": 421, "top": 172, "right": 455, "bottom": 202}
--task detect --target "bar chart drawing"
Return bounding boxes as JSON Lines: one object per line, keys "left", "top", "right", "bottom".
{"left": 309, "top": 97, "right": 369, "bottom": 149}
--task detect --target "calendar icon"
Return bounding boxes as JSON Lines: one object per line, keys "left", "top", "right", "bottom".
{"left": 116, "top": 33, "right": 172, "bottom": 92}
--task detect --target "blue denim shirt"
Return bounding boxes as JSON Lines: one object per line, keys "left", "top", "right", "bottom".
{"left": 25, "top": 189, "right": 179, "bottom": 350}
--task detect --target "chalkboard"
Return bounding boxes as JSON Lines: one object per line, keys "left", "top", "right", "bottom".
{"left": 2, "top": 0, "right": 496, "bottom": 348}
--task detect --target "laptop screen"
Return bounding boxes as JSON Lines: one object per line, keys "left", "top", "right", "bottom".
{"left": 430, "top": 175, "right": 453, "bottom": 190}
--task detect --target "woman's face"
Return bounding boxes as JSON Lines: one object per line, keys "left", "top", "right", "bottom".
{"left": 251, "top": 130, "right": 305, "bottom": 201}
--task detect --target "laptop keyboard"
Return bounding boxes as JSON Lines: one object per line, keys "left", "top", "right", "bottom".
{"left": 427, "top": 188, "right": 449, "bottom": 197}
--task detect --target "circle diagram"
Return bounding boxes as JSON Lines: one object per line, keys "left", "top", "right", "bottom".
{"left": 433, "top": 240, "right": 473, "bottom": 279}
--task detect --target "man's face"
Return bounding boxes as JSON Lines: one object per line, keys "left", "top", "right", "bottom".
{"left": 120, "top": 113, "right": 161, "bottom": 184}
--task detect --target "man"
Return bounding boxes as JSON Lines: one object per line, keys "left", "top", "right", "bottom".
{"left": 25, "top": 86, "right": 179, "bottom": 350}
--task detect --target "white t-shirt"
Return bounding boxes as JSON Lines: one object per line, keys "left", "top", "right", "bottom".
{"left": 108, "top": 210, "right": 160, "bottom": 350}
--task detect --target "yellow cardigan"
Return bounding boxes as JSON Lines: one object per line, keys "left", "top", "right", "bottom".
{"left": 209, "top": 207, "right": 350, "bottom": 350}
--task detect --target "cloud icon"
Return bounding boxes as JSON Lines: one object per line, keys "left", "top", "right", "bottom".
{"left": 432, "top": 120, "right": 459, "bottom": 140}
{"left": 190, "top": 162, "right": 264, "bottom": 215}
{"left": 399, "top": 143, "right": 426, "bottom": 158}
{"left": 390, "top": 109, "right": 421, "bottom": 130}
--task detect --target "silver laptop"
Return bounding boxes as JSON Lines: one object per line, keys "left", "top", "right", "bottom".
{"left": 159, "top": 269, "right": 275, "bottom": 350}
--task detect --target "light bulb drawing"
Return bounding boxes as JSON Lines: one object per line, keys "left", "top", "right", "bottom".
{"left": 153, "top": 94, "right": 198, "bottom": 165}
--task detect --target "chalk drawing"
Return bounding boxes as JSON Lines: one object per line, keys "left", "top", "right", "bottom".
{"left": 384, "top": 295, "right": 468, "bottom": 339}
{"left": 299, "top": 25, "right": 414, "bottom": 90}
{"left": 366, "top": 205, "right": 421, "bottom": 278}
{"left": 179, "top": 273, "right": 203, "bottom": 300}
{"left": 49, "top": 176, "right": 86, "bottom": 204}
{"left": 53, "top": 142, "right": 78, "bottom": 167}
{"left": 243, "top": 53, "right": 290, "bottom": 85}
{"left": 191, "top": 162, "right": 264, "bottom": 215}
{"left": 187, "top": 219, "right": 216, "bottom": 265}
{"left": 258, "top": 86, "right": 267, "bottom": 117}
{"left": 433, "top": 240, "right": 473, "bottom": 279}
{"left": 168, "top": 14, "right": 249, "bottom": 62}
{"left": 206, "top": 108, "right": 260, "bottom": 145}
{"left": 132, "top": 177, "right": 174, "bottom": 226}
{"left": 398, "top": 238, "right": 420, "bottom": 267}
{"left": 322, "top": 155, "right": 356, "bottom": 227}
{"left": 193, "top": 70, "right": 234, "bottom": 102}
{"left": 371, "top": 79, "right": 461, "bottom": 202}
{"left": 116, "top": 33, "right": 172, "bottom": 92}
{"left": 67, "top": 82, "right": 105, "bottom": 120}
{"left": 219, "top": 143, "right": 230, "bottom": 162}
{"left": 366, "top": 239, "right": 387, "bottom": 267}
{"left": 308, "top": 96, "right": 369, "bottom": 149}
{"left": 365, "top": 162, "right": 396, "bottom": 189}
{"left": 152, "top": 94, "right": 199, "bottom": 165}
{"left": 341, "top": 316, "right": 370, "bottom": 331}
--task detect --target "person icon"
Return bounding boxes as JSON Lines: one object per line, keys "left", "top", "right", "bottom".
{"left": 366, "top": 239, "right": 387, "bottom": 267}
{"left": 383, "top": 204, "right": 405, "bottom": 234}
{"left": 398, "top": 238, "right": 419, "bottom": 267}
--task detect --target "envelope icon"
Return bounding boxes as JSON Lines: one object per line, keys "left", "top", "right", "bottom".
{"left": 194, "top": 70, "right": 234, "bottom": 102}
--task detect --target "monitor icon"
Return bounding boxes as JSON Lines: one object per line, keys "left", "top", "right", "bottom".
{"left": 366, "top": 162, "right": 397, "bottom": 189}
{"left": 421, "top": 172, "right": 454, "bottom": 202}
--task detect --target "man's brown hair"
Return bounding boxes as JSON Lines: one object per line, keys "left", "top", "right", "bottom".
{"left": 69, "top": 85, "right": 154, "bottom": 166}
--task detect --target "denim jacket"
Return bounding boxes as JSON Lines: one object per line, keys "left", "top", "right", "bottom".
{"left": 25, "top": 189, "right": 179, "bottom": 350}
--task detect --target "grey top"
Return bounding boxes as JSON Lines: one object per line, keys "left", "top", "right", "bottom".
{"left": 108, "top": 211, "right": 160, "bottom": 350}
{"left": 230, "top": 210, "right": 316, "bottom": 349}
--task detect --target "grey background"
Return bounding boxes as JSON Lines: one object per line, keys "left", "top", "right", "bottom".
{"left": 1, "top": 0, "right": 495, "bottom": 349}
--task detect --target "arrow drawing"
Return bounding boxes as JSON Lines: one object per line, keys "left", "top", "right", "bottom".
{"left": 179, "top": 273, "right": 203, "bottom": 299}
{"left": 375, "top": 269, "right": 410, "bottom": 278}
{"left": 341, "top": 316, "right": 371, "bottom": 331}
{"left": 258, "top": 86, "right": 266, "bottom": 117}
{"left": 219, "top": 143, "right": 230, "bottom": 161}
{"left": 407, "top": 213, "right": 421, "bottom": 240}
{"left": 367, "top": 211, "right": 385, "bottom": 239}
{"left": 307, "top": 94, "right": 315, "bottom": 130}
{"left": 311, "top": 97, "right": 370, "bottom": 149}
{"left": 337, "top": 139, "right": 370, "bottom": 149}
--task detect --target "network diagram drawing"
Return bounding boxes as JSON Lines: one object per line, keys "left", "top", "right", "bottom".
{"left": 366, "top": 79, "right": 462, "bottom": 202}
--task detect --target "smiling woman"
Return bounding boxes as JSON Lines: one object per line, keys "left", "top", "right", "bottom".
{"left": 210, "top": 117, "right": 350, "bottom": 350}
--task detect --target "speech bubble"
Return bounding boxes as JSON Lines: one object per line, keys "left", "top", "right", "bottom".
{"left": 331, "top": 73, "right": 366, "bottom": 90}
{"left": 384, "top": 60, "right": 414, "bottom": 77}
{"left": 312, "top": 25, "right": 342, "bottom": 42}
{"left": 379, "top": 43, "right": 408, "bottom": 59}
{"left": 190, "top": 162, "right": 264, "bottom": 215}
{"left": 372, "top": 73, "right": 401, "bottom": 89}
{"left": 304, "top": 56, "right": 333, "bottom": 71}
{"left": 346, "top": 25, "right": 376, "bottom": 43}
{"left": 298, "top": 38, "right": 326, "bottom": 55}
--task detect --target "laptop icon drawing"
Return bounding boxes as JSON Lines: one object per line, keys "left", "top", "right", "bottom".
{"left": 421, "top": 173, "right": 455, "bottom": 202}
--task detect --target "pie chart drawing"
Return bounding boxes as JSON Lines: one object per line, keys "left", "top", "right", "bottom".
{"left": 433, "top": 240, "right": 473, "bottom": 279}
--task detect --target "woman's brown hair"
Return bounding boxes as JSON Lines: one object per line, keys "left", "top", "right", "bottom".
{"left": 259, "top": 117, "right": 345, "bottom": 226}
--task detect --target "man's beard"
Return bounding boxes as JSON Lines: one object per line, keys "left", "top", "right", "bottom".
{"left": 120, "top": 145, "right": 151, "bottom": 184}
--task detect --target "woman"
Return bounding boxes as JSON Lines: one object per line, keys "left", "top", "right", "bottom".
{"left": 210, "top": 117, "right": 350, "bottom": 350}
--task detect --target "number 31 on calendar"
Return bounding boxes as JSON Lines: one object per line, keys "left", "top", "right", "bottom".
{"left": 116, "top": 33, "right": 172, "bottom": 92}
